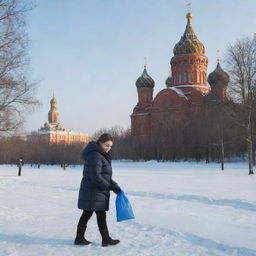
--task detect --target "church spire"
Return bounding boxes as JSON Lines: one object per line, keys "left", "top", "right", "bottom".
{"left": 216, "top": 49, "right": 221, "bottom": 64}
{"left": 48, "top": 92, "right": 59, "bottom": 123}
{"left": 144, "top": 57, "right": 147, "bottom": 69}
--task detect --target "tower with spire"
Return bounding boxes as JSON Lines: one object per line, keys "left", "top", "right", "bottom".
{"left": 48, "top": 92, "right": 59, "bottom": 124}
{"left": 43, "top": 93, "right": 65, "bottom": 132}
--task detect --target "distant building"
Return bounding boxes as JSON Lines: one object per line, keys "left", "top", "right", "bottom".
{"left": 27, "top": 93, "right": 90, "bottom": 144}
{"left": 131, "top": 12, "right": 230, "bottom": 137}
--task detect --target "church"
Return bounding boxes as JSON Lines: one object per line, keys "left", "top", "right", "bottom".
{"left": 131, "top": 12, "right": 230, "bottom": 137}
{"left": 27, "top": 94, "right": 90, "bottom": 145}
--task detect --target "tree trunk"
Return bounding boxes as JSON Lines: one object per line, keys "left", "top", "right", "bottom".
{"left": 221, "top": 138, "right": 225, "bottom": 171}
{"left": 247, "top": 126, "right": 254, "bottom": 175}
{"left": 252, "top": 142, "right": 256, "bottom": 166}
{"left": 247, "top": 90, "right": 254, "bottom": 175}
{"left": 220, "top": 118, "right": 225, "bottom": 171}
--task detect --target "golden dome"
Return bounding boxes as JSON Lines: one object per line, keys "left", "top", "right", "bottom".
{"left": 186, "top": 12, "right": 192, "bottom": 19}
{"left": 173, "top": 13, "right": 205, "bottom": 55}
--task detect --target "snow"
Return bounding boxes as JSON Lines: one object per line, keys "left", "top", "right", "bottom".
{"left": 131, "top": 112, "right": 149, "bottom": 116}
{"left": 169, "top": 87, "right": 188, "bottom": 100}
{"left": 0, "top": 161, "right": 256, "bottom": 256}
{"left": 176, "top": 84, "right": 210, "bottom": 89}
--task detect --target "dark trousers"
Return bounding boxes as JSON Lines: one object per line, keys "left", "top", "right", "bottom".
{"left": 18, "top": 167, "right": 21, "bottom": 176}
{"left": 78, "top": 210, "right": 107, "bottom": 230}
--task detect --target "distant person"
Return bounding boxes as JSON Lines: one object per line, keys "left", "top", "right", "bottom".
{"left": 63, "top": 163, "right": 68, "bottom": 170}
{"left": 17, "top": 158, "right": 22, "bottom": 176}
{"left": 74, "top": 133, "right": 121, "bottom": 247}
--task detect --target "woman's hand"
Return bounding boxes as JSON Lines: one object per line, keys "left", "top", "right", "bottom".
{"left": 112, "top": 185, "right": 121, "bottom": 194}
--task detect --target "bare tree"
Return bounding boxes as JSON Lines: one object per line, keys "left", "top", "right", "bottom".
{"left": 225, "top": 35, "right": 256, "bottom": 175}
{"left": 0, "top": 0, "right": 38, "bottom": 134}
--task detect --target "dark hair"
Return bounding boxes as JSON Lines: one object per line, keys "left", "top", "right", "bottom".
{"left": 97, "top": 133, "right": 113, "bottom": 144}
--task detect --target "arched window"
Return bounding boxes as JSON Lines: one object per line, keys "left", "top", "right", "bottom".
{"left": 184, "top": 72, "right": 188, "bottom": 83}
{"left": 190, "top": 72, "right": 194, "bottom": 83}
{"left": 178, "top": 73, "right": 182, "bottom": 83}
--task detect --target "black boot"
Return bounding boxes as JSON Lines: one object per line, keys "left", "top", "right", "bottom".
{"left": 99, "top": 229, "right": 120, "bottom": 247}
{"left": 74, "top": 226, "right": 91, "bottom": 245}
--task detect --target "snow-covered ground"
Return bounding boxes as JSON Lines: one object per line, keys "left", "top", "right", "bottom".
{"left": 0, "top": 161, "right": 256, "bottom": 256}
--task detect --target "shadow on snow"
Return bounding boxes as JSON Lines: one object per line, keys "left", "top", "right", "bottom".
{"left": 127, "top": 191, "right": 256, "bottom": 212}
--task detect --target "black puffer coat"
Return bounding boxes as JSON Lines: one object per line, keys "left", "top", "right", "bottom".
{"left": 78, "top": 141, "right": 118, "bottom": 211}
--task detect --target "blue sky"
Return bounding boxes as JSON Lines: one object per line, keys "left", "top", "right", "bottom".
{"left": 25, "top": 0, "right": 256, "bottom": 135}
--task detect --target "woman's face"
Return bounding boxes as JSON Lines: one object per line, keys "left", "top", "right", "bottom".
{"left": 99, "top": 140, "right": 113, "bottom": 153}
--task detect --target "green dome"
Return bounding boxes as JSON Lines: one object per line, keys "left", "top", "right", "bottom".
{"left": 136, "top": 68, "right": 155, "bottom": 88}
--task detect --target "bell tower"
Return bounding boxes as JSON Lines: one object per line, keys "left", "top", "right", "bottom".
{"left": 48, "top": 92, "right": 59, "bottom": 124}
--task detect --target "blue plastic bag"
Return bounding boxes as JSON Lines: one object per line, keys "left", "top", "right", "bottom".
{"left": 115, "top": 190, "right": 135, "bottom": 222}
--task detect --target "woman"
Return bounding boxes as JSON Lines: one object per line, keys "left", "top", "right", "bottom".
{"left": 74, "top": 133, "right": 121, "bottom": 247}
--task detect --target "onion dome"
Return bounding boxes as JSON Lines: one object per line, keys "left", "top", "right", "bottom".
{"left": 207, "top": 62, "right": 230, "bottom": 86}
{"left": 136, "top": 66, "right": 155, "bottom": 88}
{"left": 165, "top": 76, "right": 172, "bottom": 87}
{"left": 173, "top": 13, "right": 205, "bottom": 55}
